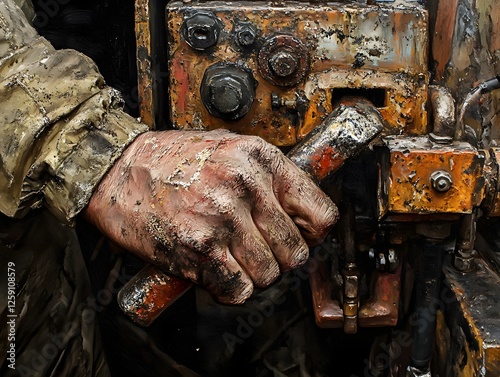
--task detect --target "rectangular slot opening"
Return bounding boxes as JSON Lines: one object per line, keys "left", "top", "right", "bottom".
{"left": 331, "top": 88, "right": 387, "bottom": 108}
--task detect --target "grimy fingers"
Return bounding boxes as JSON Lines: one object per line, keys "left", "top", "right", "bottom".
{"left": 274, "top": 155, "right": 339, "bottom": 244}
{"left": 229, "top": 209, "right": 281, "bottom": 287}
{"left": 196, "top": 244, "right": 255, "bottom": 305}
{"left": 251, "top": 194, "right": 309, "bottom": 270}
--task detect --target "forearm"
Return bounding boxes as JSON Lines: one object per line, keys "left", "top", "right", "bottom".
{"left": 0, "top": 0, "right": 148, "bottom": 223}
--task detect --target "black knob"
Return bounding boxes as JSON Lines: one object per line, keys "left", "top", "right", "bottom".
{"left": 201, "top": 63, "right": 256, "bottom": 121}
{"left": 181, "top": 11, "right": 221, "bottom": 51}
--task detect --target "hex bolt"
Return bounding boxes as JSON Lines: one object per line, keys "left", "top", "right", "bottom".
{"left": 181, "top": 11, "right": 221, "bottom": 50}
{"left": 200, "top": 63, "right": 256, "bottom": 121}
{"left": 430, "top": 170, "right": 453, "bottom": 192}
{"left": 269, "top": 49, "right": 299, "bottom": 77}
{"left": 210, "top": 77, "right": 243, "bottom": 115}
{"left": 235, "top": 24, "right": 256, "bottom": 47}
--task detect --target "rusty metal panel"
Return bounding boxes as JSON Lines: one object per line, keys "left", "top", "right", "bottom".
{"left": 434, "top": 258, "right": 500, "bottom": 377}
{"left": 166, "top": 1, "right": 429, "bottom": 146}
{"left": 382, "top": 136, "right": 486, "bottom": 215}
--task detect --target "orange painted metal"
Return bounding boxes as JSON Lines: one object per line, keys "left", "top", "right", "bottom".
{"left": 117, "top": 264, "right": 192, "bottom": 327}
{"left": 381, "top": 136, "right": 486, "bottom": 216}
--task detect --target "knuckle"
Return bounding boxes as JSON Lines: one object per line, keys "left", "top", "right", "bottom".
{"left": 287, "top": 241, "right": 310, "bottom": 269}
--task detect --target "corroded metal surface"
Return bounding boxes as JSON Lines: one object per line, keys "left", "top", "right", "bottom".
{"left": 380, "top": 136, "right": 486, "bottom": 216}
{"left": 488, "top": 148, "right": 500, "bottom": 216}
{"left": 166, "top": 1, "right": 429, "bottom": 146}
{"left": 135, "top": 0, "right": 155, "bottom": 129}
{"left": 434, "top": 256, "right": 500, "bottom": 377}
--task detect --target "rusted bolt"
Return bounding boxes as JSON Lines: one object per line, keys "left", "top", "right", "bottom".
{"left": 258, "top": 34, "right": 310, "bottom": 87}
{"left": 235, "top": 24, "right": 256, "bottom": 47}
{"left": 181, "top": 11, "right": 221, "bottom": 50}
{"left": 453, "top": 254, "right": 475, "bottom": 272}
{"left": 201, "top": 63, "right": 256, "bottom": 121}
{"left": 430, "top": 170, "right": 453, "bottom": 192}
{"left": 269, "top": 50, "right": 298, "bottom": 77}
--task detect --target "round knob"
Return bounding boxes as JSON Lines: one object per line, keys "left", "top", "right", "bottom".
{"left": 201, "top": 63, "right": 256, "bottom": 121}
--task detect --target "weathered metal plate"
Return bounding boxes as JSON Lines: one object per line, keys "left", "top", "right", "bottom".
{"left": 381, "top": 136, "right": 486, "bottom": 215}
{"left": 166, "top": 1, "right": 429, "bottom": 146}
{"left": 435, "top": 256, "right": 500, "bottom": 377}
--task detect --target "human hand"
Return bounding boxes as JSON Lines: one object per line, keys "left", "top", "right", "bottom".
{"left": 83, "top": 130, "right": 338, "bottom": 304}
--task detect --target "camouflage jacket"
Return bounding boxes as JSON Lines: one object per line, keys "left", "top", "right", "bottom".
{"left": 0, "top": 0, "right": 148, "bottom": 224}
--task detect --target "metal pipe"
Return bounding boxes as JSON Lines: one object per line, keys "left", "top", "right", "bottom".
{"left": 456, "top": 75, "right": 500, "bottom": 141}
{"left": 429, "top": 85, "right": 455, "bottom": 144}
{"left": 408, "top": 238, "right": 445, "bottom": 371}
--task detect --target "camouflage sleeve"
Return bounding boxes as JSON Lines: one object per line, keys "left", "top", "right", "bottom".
{"left": 0, "top": 0, "right": 149, "bottom": 224}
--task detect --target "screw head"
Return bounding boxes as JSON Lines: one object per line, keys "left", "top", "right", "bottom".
{"left": 182, "top": 11, "right": 221, "bottom": 50}
{"left": 430, "top": 170, "right": 453, "bottom": 192}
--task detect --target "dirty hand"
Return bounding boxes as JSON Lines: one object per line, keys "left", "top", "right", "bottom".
{"left": 83, "top": 130, "right": 338, "bottom": 304}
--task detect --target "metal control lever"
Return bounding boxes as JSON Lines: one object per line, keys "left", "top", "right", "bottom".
{"left": 117, "top": 97, "right": 384, "bottom": 326}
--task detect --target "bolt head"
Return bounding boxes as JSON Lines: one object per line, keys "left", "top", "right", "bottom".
{"left": 201, "top": 63, "right": 256, "bottom": 121}
{"left": 209, "top": 77, "right": 243, "bottom": 114}
{"left": 453, "top": 255, "right": 475, "bottom": 272}
{"left": 182, "top": 12, "right": 221, "bottom": 50}
{"left": 269, "top": 50, "right": 299, "bottom": 77}
{"left": 430, "top": 170, "right": 453, "bottom": 192}
{"left": 236, "top": 24, "right": 256, "bottom": 46}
